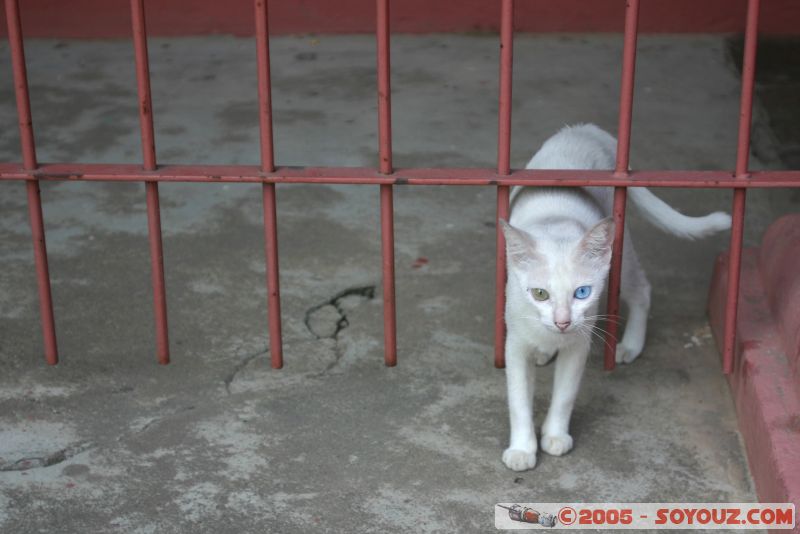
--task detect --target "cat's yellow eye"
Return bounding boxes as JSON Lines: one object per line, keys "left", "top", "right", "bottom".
{"left": 531, "top": 288, "right": 549, "bottom": 301}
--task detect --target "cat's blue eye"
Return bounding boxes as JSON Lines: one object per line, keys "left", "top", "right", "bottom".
{"left": 574, "top": 285, "right": 592, "bottom": 299}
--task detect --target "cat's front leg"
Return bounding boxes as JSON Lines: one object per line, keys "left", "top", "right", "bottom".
{"left": 540, "top": 338, "right": 590, "bottom": 457}
{"left": 502, "top": 333, "right": 537, "bottom": 471}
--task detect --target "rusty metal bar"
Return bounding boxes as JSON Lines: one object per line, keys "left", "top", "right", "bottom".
{"left": 377, "top": 0, "right": 397, "bottom": 366}
{"left": 377, "top": 0, "right": 393, "bottom": 175}
{"left": 604, "top": 0, "right": 640, "bottom": 371}
{"left": 131, "top": 0, "right": 169, "bottom": 364}
{"left": 255, "top": 0, "right": 284, "bottom": 369}
{"left": 380, "top": 185, "right": 397, "bottom": 367}
{"left": 2, "top": 164, "right": 800, "bottom": 187}
{"left": 494, "top": 0, "right": 514, "bottom": 369}
{"left": 5, "top": 0, "right": 58, "bottom": 365}
{"left": 724, "top": 188, "right": 746, "bottom": 373}
{"left": 26, "top": 181, "right": 58, "bottom": 365}
{"left": 144, "top": 183, "right": 169, "bottom": 362}
{"left": 496, "top": 0, "right": 514, "bottom": 178}
{"left": 255, "top": 0, "right": 275, "bottom": 171}
{"left": 6, "top": 0, "right": 35, "bottom": 171}
{"left": 724, "top": 0, "right": 760, "bottom": 375}
{"left": 494, "top": 186, "right": 510, "bottom": 369}
{"left": 262, "top": 184, "right": 283, "bottom": 369}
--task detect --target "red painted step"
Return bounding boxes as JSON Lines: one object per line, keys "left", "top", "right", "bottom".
{"left": 708, "top": 214, "right": 800, "bottom": 532}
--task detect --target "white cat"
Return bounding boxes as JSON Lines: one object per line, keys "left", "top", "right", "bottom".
{"left": 500, "top": 124, "right": 731, "bottom": 471}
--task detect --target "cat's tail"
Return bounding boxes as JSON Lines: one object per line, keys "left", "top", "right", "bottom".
{"left": 628, "top": 187, "right": 732, "bottom": 240}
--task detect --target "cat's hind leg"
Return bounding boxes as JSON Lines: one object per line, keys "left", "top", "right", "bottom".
{"left": 616, "top": 240, "right": 651, "bottom": 364}
{"left": 502, "top": 332, "right": 538, "bottom": 471}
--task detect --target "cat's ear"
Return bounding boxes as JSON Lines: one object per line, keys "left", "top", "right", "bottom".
{"left": 500, "top": 219, "right": 539, "bottom": 269}
{"left": 576, "top": 217, "right": 615, "bottom": 267}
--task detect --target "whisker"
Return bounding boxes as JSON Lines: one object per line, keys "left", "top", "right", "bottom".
{"left": 578, "top": 323, "right": 619, "bottom": 353}
{"left": 581, "top": 323, "right": 612, "bottom": 339}
{"left": 586, "top": 318, "right": 623, "bottom": 326}
{"left": 578, "top": 326, "right": 614, "bottom": 353}
{"left": 584, "top": 314, "right": 624, "bottom": 324}
{"left": 586, "top": 323, "right": 618, "bottom": 340}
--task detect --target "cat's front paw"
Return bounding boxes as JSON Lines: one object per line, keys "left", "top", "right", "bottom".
{"left": 540, "top": 434, "right": 573, "bottom": 456}
{"left": 502, "top": 448, "right": 537, "bottom": 471}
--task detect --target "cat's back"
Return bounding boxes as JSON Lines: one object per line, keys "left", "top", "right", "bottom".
{"left": 526, "top": 123, "right": 617, "bottom": 171}
{"left": 510, "top": 124, "right": 616, "bottom": 227}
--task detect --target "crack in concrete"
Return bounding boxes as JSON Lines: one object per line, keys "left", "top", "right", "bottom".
{"left": 223, "top": 349, "right": 268, "bottom": 395}
{"left": 222, "top": 286, "right": 376, "bottom": 392}
{"left": 130, "top": 405, "right": 197, "bottom": 436}
{"left": 0, "top": 441, "right": 94, "bottom": 471}
{"left": 304, "top": 285, "right": 376, "bottom": 340}
{"left": 305, "top": 285, "right": 376, "bottom": 375}
{"left": 319, "top": 337, "right": 346, "bottom": 376}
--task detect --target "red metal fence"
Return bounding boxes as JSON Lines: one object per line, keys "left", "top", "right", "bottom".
{"left": 2, "top": 0, "right": 796, "bottom": 373}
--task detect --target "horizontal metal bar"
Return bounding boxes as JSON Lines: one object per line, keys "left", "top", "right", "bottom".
{"left": 2, "top": 163, "right": 800, "bottom": 187}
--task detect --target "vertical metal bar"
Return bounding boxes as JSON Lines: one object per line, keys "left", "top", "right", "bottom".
{"left": 494, "top": 185, "right": 510, "bottom": 370}
{"left": 377, "top": 0, "right": 396, "bottom": 366}
{"left": 494, "top": 0, "right": 514, "bottom": 369}
{"left": 26, "top": 181, "right": 57, "bottom": 365}
{"left": 131, "top": 0, "right": 169, "bottom": 364}
{"left": 724, "top": 0, "right": 760, "bottom": 374}
{"left": 724, "top": 189, "right": 746, "bottom": 374}
{"left": 5, "top": 0, "right": 58, "bottom": 365}
{"left": 603, "top": 0, "right": 640, "bottom": 371}
{"left": 377, "top": 0, "right": 392, "bottom": 175}
{"left": 255, "top": 0, "right": 275, "bottom": 171}
{"left": 131, "top": 0, "right": 156, "bottom": 171}
{"left": 380, "top": 186, "right": 397, "bottom": 366}
{"left": 262, "top": 184, "right": 283, "bottom": 369}
{"left": 255, "top": 0, "right": 284, "bottom": 369}
{"left": 5, "top": 0, "right": 35, "bottom": 171}
{"left": 145, "top": 183, "right": 169, "bottom": 362}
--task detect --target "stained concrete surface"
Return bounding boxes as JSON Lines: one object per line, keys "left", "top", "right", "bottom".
{"left": 0, "top": 35, "right": 797, "bottom": 533}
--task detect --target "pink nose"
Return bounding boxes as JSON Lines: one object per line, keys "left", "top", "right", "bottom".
{"left": 556, "top": 321, "right": 571, "bottom": 332}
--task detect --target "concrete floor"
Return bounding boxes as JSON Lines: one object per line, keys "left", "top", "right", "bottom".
{"left": 0, "top": 34, "right": 796, "bottom": 533}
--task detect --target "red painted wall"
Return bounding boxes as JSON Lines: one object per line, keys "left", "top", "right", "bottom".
{"left": 1, "top": 0, "right": 799, "bottom": 38}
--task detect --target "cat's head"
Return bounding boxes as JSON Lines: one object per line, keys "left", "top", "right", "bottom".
{"left": 500, "top": 217, "right": 615, "bottom": 335}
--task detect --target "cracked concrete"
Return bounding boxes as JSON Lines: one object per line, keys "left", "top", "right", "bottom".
{"left": 1, "top": 34, "right": 798, "bottom": 533}
{"left": 223, "top": 350, "right": 267, "bottom": 395}
{"left": 0, "top": 442, "right": 94, "bottom": 472}
{"left": 305, "top": 285, "right": 376, "bottom": 339}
